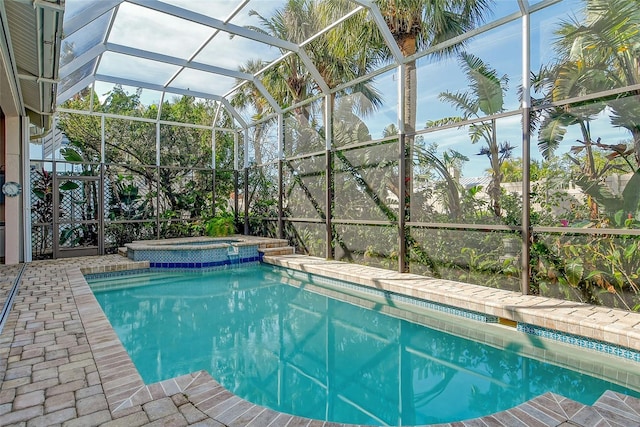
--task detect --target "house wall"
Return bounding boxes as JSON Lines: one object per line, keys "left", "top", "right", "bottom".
{"left": 3, "top": 115, "right": 21, "bottom": 264}
{"left": 0, "top": 110, "right": 4, "bottom": 261}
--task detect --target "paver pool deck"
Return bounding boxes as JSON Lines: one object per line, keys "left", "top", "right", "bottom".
{"left": 0, "top": 254, "right": 639, "bottom": 427}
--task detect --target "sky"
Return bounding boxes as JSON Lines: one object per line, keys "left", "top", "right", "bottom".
{"left": 62, "top": 0, "right": 535, "bottom": 107}
{"left": 62, "top": 0, "right": 284, "bottom": 106}
{"left": 54, "top": 0, "right": 636, "bottom": 179}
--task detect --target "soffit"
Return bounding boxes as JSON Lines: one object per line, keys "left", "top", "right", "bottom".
{"left": 3, "top": 0, "right": 63, "bottom": 130}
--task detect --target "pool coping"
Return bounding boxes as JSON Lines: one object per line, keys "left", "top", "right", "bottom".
{"left": 125, "top": 235, "right": 289, "bottom": 251}
{"left": 263, "top": 255, "right": 640, "bottom": 356}
{"left": 2, "top": 254, "right": 639, "bottom": 426}
{"left": 75, "top": 255, "right": 640, "bottom": 426}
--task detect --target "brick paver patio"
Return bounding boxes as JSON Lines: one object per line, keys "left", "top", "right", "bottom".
{"left": 0, "top": 254, "right": 638, "bottom": 426}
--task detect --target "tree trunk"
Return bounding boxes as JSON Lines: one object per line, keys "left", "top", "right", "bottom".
{"left": 404, "top": 59, "right": 416, "bottom": 221}
{"left": 489, "top": 119, "right": 502, "bottom": 217}
{"left": 253, "top": 124, "right": 264, "bottom": 166}
{"left": 400, "top": 35, "right": 418, "bottom": 273}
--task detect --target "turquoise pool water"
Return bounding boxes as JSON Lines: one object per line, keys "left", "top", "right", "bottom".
{"left": 89, "top": 265, "right": 640, "bottom": 426}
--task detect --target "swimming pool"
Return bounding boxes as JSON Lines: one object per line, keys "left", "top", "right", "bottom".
{"left": 88, "top": 264, "right": 640, "bottom": 426}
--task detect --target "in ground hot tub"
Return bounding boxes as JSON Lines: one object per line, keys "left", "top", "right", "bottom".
{"left": 125, "top": 236, "right": 260, "bottom": 268}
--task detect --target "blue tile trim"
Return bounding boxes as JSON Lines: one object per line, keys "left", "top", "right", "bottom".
{"left": 85, "top": 268, "right": 150, "bottom": 281}
{"left": 517, "top": 323, "right": 640, "bottom": 363}
{"left": 151, "top": 261, "right": 260, "bottom": 274}
{"left": 391, "top": 293, "right": 498, "bottom": 323}
{"left": 147, "top": 255, "right": 261, "bottom": 269}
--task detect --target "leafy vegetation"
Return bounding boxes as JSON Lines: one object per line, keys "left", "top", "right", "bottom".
{"left": 205, "top": 215, "right": 237, "bottom": 237}
{"left": 41, "top": 0, "right": 640, "bottom": 311}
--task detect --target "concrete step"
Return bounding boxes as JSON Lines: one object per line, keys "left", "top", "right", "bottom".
{"left": 117, "top": 247, "right": 127, "bottom": 257}
{"left": 257, "top": 239, "right": 289, "bottom": 249}
{"left": 260, "top": 246, "right": 295, "bottom": 256}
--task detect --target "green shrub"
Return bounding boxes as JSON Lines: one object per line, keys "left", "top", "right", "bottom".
{"left": 205, "top": 215, "right": 236, "bottom": 237}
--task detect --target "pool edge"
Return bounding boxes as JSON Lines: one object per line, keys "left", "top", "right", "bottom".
{"left": 262, "top": 254, "right": 640, "bottom": 358}
{"left": 68, "top": 255, "right": 640, "bottom": 426}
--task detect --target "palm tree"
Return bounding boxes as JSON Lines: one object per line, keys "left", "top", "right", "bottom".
{"left": 374, "top": 0, "right": 494, "bottom": 146}
{"left": 531, "top": 0, "right": 640, "bottom": 220}
{"left": 414, "top": 145, "right": 465, "bottom": 219}
{"left": 531, "top": 62, "right": 606, "bottom": 219}
{"left": 428, "top": 52, "right": 513, "bottom": 217}
{"left": 245, "top": 0, "right": 386, "bottom": 179}
{"left": 231, "top": 59, "right": 273, "bottom": 165}
{"left": 245, "top": 0, "right": 383, "bottom": 156}
{"left": 246, "top": 1, "right": 485, "bottom": 267}
{"left": 246, "top": 0, "right": 318, "bottom": 105}
{"left": 550, "top": 0, "right": 640, "bottom": 165}
{"left": 374, "top": 0, "right": 493, "bottom": 263}
{"left": 239, "top": 0, "right": 387, "bottom": 259}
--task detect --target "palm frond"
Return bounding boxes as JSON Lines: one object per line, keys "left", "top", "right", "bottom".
{"left": 375, "top": 0, "right": 493, "bottom": 57}
{"left": 425, "top": 116, "right": 463, "bottom": 129}
{"left": 459, "top": 52, "right": 506, "bottom": 115}
{"left": 469, "top": 122, "right": 492, "bottom": 144}
{"left": 538, "top": 113, "right": 568, "bottom": 159}
{"left": 438, "top": 91, "right": 478, "bottom": 118}
{"left": 609, "top": 96, "right": 640, "bottom": 133}
{"left": 573, "top": 172, "right": 624, "bottom": 213}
